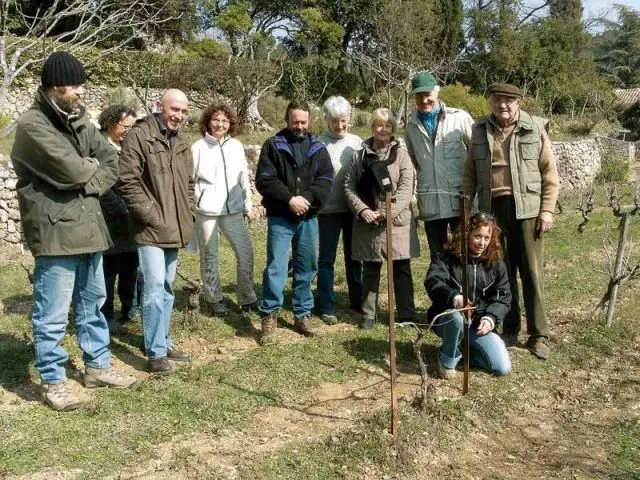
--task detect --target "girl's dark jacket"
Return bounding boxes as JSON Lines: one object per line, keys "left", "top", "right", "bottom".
{"left": 425, "top": 251, "right": 512, "bottom": 328}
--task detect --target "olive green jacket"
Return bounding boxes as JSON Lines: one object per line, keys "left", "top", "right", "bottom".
{"left": 463, "top": 110, "right": 559, "bottom": 220}
{"left": 118, "top": 115, "right": 195, "bottom": 248}
{"left": 11, "top": 88, "right": 118, "bottom": 256}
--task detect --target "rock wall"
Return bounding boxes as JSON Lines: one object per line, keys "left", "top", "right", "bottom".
{"left": 596, "top": 135, "right": 636, "bottom": 162}
{"left": 551, "top": 139, "right": 601, "bottom": 190}
{"left": 5, "top": 82, "right": 210, "bottom": 121}
{"left": 0, "top": 139, "right": 609, "bottom": 252}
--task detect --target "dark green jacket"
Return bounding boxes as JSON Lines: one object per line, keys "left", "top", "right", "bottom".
{"left": 11, "top": 88, "right": 118, "bottom": 256}
{"left": 118, "top": 114, "right": 195, "bottom": 248}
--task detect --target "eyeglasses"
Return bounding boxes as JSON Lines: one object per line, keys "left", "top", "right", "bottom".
{"left": 211, "top": 118, "right": 230, "bottom": 125}
{"left": 118, "top": 122, "right": 133, "bottom": 131}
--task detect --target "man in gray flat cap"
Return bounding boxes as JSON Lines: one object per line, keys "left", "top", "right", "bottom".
{"left": 463, "top": 83, "right": 559, "bottom": 360}
{"left": 404, "top": 72, "right": 473, "bottom": 260}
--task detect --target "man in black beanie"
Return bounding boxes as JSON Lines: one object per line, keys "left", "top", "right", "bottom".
{"left": 11, "top": 51, "right": 136, "bottom": 412}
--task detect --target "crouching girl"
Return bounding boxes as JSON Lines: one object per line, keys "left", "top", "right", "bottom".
{"left": 425, "top": 212, "right": 512, "bottom": 379}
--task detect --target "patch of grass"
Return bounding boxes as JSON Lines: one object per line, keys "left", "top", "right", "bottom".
{"left": 609, "top": 420, "right": 640, "bottom": 475}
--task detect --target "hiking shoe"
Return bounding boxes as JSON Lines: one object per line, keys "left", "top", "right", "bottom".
{"left": 41, "top": 382, "right": 81, "bottom": 412}
{"left": 167, "top": 348, "right": 190, "bottom": 362}
{"left": 527, "top": 336, "right": 550, "bottom": 360}
{"left": 212, "top": 299, "right": 230, "bottom": 316}
{"left": 294, "top": 316, "right": 323, "bottom": 337}
{"left": 260, "top": 316, "right": 278, "bottom": 346}
{"left": 359, "top": 316, "right": 375, "bottom": 330}
{"left": 148, "top": 357, "right": 173, "bottom": 375}
{"left": 84, "top": 367, "right": 136, "bottom": 389}
{"left": 436, "top": 357, "right": 458, "bottom": 380}
{"left": 321, "top": 314, "right": 338, "bottom": 326}
{"left": 501, "top": 332, "right": 520, "bottom": 348}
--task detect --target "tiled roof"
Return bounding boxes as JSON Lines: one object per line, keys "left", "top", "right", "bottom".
{"left": 614, "top": 88, "right": 640, "bottom": 107}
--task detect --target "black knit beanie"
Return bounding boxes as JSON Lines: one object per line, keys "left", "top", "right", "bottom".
{"left": 41, "top": 51, "right": 86, "bottom": 87}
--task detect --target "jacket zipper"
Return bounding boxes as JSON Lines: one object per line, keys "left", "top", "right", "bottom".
{"left": 220, "top": 138, "right": 231, "bottom": 214}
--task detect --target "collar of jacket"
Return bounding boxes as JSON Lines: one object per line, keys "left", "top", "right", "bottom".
{"left": 361, "top": 136, "right": 401, "bottom": 156}
{"left": 146, "top": 114, "right": 186, "bottom": 148}
{"left": 203, "top": 132, "right": 229, "bottom": 146}
{"left": 274, "top": 128, "right": 324, "bottom": 159}
{"left": 407, "top": 101, "right": 448, "bottom": 127}
{"left": 34, "top": 87, "right": 87, "bottom": 133}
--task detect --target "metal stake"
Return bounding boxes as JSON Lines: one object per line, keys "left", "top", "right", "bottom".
{"left": 385, "top": 190, "right": 398, "bottom": 436}
{"left": 459, "top": 193, "right": 470, "bottom": 394}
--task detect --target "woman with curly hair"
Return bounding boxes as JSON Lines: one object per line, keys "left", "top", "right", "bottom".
{"left": 191, "top": 104, "right": 258, "bottom": 315}
{"left": 425, "top": 212, "right": 512, "bottom": 379}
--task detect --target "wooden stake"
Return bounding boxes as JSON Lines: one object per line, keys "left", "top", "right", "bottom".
{"left": 385, "top": 190, "right": 398, "bottom": 436}
{"left": 459, "top": 193, "right": 470, "bottom": 395}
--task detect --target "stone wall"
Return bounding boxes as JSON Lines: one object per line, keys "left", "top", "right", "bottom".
{"left": 551, "top": 139, "right": 601, "bottom": 190}
{"left": 596, "top": 135, "right": 636, "bottom": 162}
{"left": 5, "top": 82, "right": 209, "bottom": 121}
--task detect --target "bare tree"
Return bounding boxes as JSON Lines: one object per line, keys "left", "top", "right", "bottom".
{"left": 591, "top": 185, "right": 640, "bottom": 325}
{"left": 0, "top": 0, "right": 177, "bottom": 114}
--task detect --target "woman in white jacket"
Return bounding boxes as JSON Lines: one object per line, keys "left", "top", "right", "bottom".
{"left": 192, "top": 104, "right": 258, "bottom": 315}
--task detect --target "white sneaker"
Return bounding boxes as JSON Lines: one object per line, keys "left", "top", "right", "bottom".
{"left": 436, "top": 357, "right": 457, "bottom": 380}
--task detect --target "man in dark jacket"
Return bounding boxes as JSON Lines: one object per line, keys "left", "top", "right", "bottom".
{"left": 119, "top": 88, "right": 195, "bottom": 374}
{"left": 255, "top": 100, "right": 333, "bottom": 345}
{"left": 11, "top": 51, "right": 136, "bottom": 412}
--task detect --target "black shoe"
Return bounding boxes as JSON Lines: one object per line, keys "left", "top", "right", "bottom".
{"left": 360, "top": 317, "right": 375, "bottom": 330}
{"left": 240, "top": 301, "right": 259, "bottom": 313}
{"left": 167, "top": 348, "right": 190, "bottom": 362}
{"left": 148, "top": 357, "right": 173, "bottom": 374}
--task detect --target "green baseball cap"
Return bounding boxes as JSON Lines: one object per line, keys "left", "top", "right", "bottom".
{"left": 411, "top": 72, "right": 438, "bottom": 95}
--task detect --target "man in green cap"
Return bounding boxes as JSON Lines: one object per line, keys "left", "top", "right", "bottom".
{"left": 404, "top": 71, "right": 474, "bottom": 260}
{"left": 463, "top": 83, "right": 559, "bottom": 360}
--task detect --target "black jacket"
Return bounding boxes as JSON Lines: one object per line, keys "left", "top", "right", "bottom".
{"left": 255, "top": 129, "right": 333, "bottom": 222}
{"left": 425, "top": 251, "right": 511, "bottom": 328}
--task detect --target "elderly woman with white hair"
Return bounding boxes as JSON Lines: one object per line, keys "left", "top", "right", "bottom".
{"left": 316, "top": 96, "right": 363, "bottom": 325}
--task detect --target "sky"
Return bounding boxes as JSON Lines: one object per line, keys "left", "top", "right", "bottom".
{"left": 582, "top": 0, "right": 640, "bottom": 20}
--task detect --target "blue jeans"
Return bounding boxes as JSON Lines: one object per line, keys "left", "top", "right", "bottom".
{"left": 436, "top": 312, "right": 511, "bottom": 375}
{"left": 259, "top": 216, "right": 318, "bottom": 319}
{"left": 32, "top": 253, "right": 111, "bottom": 384}
{"left": 138, "top": 246, "right": 177, "bottom": 359}
{"left": 317, "top": 213, "right": 363, "bottom": 314}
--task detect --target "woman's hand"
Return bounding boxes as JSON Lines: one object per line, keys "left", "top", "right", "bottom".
{"left": 244, "top": 206, "right": 258, "bottom": 222}
{"left": 476, "top": 316, "right": 494, "bottom": 336}
{"left": 360, "top": 208, "right": 380, "bottom": 224}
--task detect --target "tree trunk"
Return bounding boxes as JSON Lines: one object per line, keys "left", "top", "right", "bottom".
{"left": 242, "top": 91, "right": 273, "bottom": 132}
{"left": 606, "top": 213, "right": 631, "bottom": 326}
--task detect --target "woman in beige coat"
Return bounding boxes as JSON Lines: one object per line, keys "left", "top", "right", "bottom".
{"left": 344, "top": 108, "right": 420, "bottom": 329}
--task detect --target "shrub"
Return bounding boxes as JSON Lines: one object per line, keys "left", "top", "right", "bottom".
{"left": 439, "top": 83, "right": 490, "bottom": 120}
{"left": 596, "top": 153, "right": 630, "bottom": 183}
{"left": 104, "top": 87, "right": 140, "bottom": 110}
{"left": 258, "top": 94, "right": 290, "bottom": 130}
{"left": 351, "top": 108, "right": 371, "bottom": 128}
{"left": 0, "top": 113, "right": 13, "bottom": 130}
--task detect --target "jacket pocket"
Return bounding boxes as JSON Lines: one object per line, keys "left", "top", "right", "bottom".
{"left": 519, "top": 140, "right": 540, "bottom": 162}
{"left": 392, "top": 207, "right": 411, "bottom": 226}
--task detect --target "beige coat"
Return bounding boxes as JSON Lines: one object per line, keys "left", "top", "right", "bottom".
{"left": 344, "top": 138, "right": 420, "bottom": 262}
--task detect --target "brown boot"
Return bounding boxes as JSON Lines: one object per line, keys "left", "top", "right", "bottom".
{"left": 260, "top": 316, "right": 278, "bottom": 346}
{"left": 294, "top": 316, "right": 323, "bottom": 338}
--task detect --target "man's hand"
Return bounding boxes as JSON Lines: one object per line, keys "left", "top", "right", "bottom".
{"left": 535, "top": 211, "right": 554, "bottom": 238}
{"left": 288, "top": 196, "right": 310, "bottom": 216}
{"left": 360, "top": 208, "right": 381, "bottom": 224}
